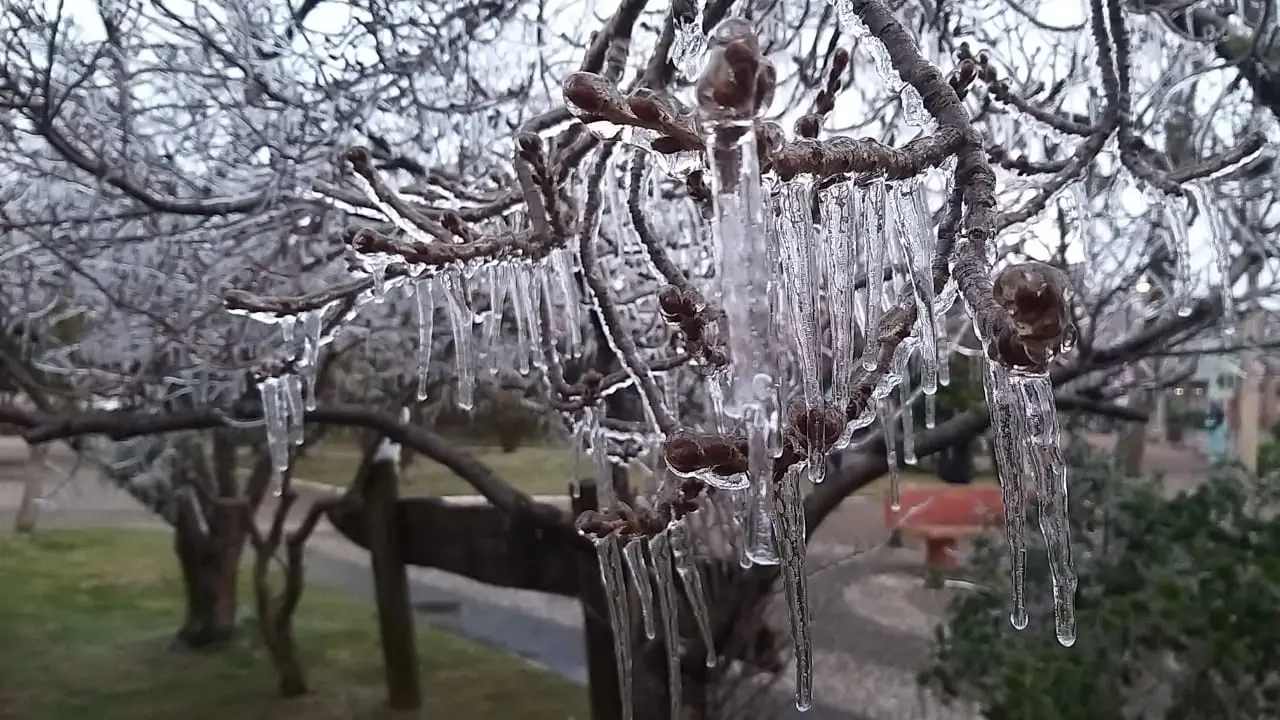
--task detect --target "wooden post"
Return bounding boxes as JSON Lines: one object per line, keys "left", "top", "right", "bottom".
{"left": 363, "top": 441, "right": 423, "bottom": 711}
{"left": 573, "top": 480, "right": 625, "bottom": 720}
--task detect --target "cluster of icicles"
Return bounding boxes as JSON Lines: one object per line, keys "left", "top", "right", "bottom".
{"left": 230, "top": 9, "right": 1085, "bottom": 719}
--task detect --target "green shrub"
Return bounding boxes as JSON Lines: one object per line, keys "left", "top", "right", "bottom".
{"left": 920, "top": 439, "right": 1280, "bottom": 719}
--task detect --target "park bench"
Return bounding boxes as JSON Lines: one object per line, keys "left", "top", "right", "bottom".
{"left": 883, "top": 483, "right": 1006, "bottom": 569}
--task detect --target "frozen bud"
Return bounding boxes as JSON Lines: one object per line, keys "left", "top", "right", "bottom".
{"left": 696, "top": 18, "right": 766, "bottom": 119}
{"left": 672, "top": 0, "right": 698, "bottom": 24}
{"left": 709, "top": 17, "right": 759, "bottom": 52}
{"left": 702, "top": 437, "right": 748, "bottom": 476}
{"left": 658, "top": 285, "right": 698, "bottom": 320}
{"left": 516, "top": 132, "right": 542, "bottom": 155}
{"left": 794, "top": 115, "right": 821, "bottom": 139}
{"left": 786, "top": 399, "right": 844, "bottom": 453}
{"left": 343, "top": 146, "right": 373, "bottom": 171}
{"left": 992, "top": 261, "right": 1074, "bottom": 368}
{"left": 562, "top": 72, "right": 624, "bottom": 116}
{"left": 664, "top": 432, "right": 708, "bottom": 474}
{"left": 651, "top": 136, "right": 687, "bottom": 154}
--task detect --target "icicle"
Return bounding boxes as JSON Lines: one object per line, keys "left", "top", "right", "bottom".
{"left": 981, "top": 359, "right": 1028, "bottom": 630}
{"left": 900, "top": 382, "right": 916, "bottom": 464}
{"left": 259, "top": 376, "right": 290, "bottom": 481}
{"left": 880, "top": 397, "right": 900, "bottom": 509}
{"left": 441, "top": 274, "right": 476, "bottom": 411}
{"left": 551, "top": 249, "right": 583, "bottom": 354}
{"left": 414, "top": 278, "right": 434, "bottom": 401}
{"left": 699, "top": 52, "right": 779, "bottom": 440}
{"left": 663, "top": 372, "right": 681, "bottom": 421}
{"left": 483, "top": 265, "right": 511, "bottom": 375}
{"left": 285, "top": 373, "right": 305, "bottom": 447}
{"left": 857, "top": 178, "right": 888, "bottom": 370}
{"left": 300, "top": 308, "right": 324, "bottom": 411}
{"left": 592, "top": 534, "right": 634, "bottom": 720}
{"left": 776, "top": 181, "right": 825, "bottom": 483}
{"left": 511, "top": 265, "right": 536, "bottom": 375}
{"left": 280, "top": 315, "right": 298, "bottom": 358}
{"left": 668, "top": 519, "right": 716, "bottom": 668}
{"left": 649, "top": 531, "right": 683, "bottom": 720}
{"left": 584, "top": 408, "right": 616, "bottom": 510}
{"left": 772, "top": 463, "right": 813, "bottom": 710}
{"left": 744, "top": 405, "right": 780, "bottom": 564}
{"left": 893, "top": 183, "right": 938, "bottom": 408}
{"left": 828, "top": 0, "right": 932, "bottom": 129}
{"left": 1162, "top": 192, "right": 1194, "bottom": 318}
{"left": 823, "top": 182, "right": 858, "bottom": 420}
{"left": 622, "top": 538, "right": 657, "bottom": 640}
{"left": 1185, "top": 182, "right": 1233, "bottom": 320}
{"left": 526, "top": 274, "right": 547, "bottom": 371}
{"left": 1010, "top": 370, "right": 1077, "bottom": 646}
{"left": 671, "top": 3, "right": 707, "bottom": 81}
{"left": 705, "top": 376, "right": 727, "bottom": 433}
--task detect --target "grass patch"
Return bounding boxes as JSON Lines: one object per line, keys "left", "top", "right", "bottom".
{"left": 293, "top": 443, "right": 580, "bottom": 497}
{"left": 288, "top": 439, "right": 995, "bottom": 499}
{"left": 0, "top": 528, "right": 587, "bottom": 720}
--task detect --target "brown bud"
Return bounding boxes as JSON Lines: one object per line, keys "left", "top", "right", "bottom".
{"left": 795, "top": 114, "right": 821, "bottom": 139}
{"left": 627, "top": 96, "right": 665, "bottom": 123}
{"left": 992, "top": 261, "right": 1074, "bottom": 368}
{"left": 562, "top": 72, "right": 623, "bottom": 115}
{"left": 658, "top": 285, "right": 699, "bottom": 321}
{"left": 651, "top": 136, "right": 687, "bottom": 154}
{"left": 703, "top": 438, "right": 748, "bottom": 476}
{"left": 664, "top": 432, "right": 708, "bottom": 474}
{"left": 343, "top": 146, "right": 373, "bottom": 170}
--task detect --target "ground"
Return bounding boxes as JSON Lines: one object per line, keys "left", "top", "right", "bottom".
{"left": 0, "top": 433, "right": 1211, "bottom": 720}
{"left": 0, "top": 527, "right": 588, "bottom": 720}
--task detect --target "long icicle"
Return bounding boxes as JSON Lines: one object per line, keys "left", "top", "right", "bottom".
{"left": 981, "top": 359, "right": 1029, "bottom": 630}
{"left": 622, "top": 537, "right": 657, "bottom": 640}
{"left": 650, "top": 530, "right": 683, "bottom": 720}
{"left": 593, "top": 533, "right": 634, "bottom": 720}
{"left": 668, "top": 519, "right": 716, "bottom": 668}
{"left": 1012, "top": 371, "right": 1077, "bottom": 646}
{"left": 777, "top": 180, "right": 826, "bottom": 484}
{"left": 774, "top": 463, "right": 813, "bottom": 711}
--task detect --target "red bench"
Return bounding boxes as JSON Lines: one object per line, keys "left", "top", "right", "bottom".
{"left": 884, "top": 483, "right": 1006, "bottom": 568}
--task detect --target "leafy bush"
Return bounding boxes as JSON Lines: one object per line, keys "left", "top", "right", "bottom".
{"left": 921, "top": 438, "right": 1280, "bottom": 719}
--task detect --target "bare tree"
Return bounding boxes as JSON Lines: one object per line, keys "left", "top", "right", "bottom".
{"left": 2, "top": 0, "right": 1280, "bottom": 716}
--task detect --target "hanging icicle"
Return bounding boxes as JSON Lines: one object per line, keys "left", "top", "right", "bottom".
{"left": 414, "top": 278, "right": 434, "bottom": 401}
{"left": 592, "top": 533, "right": 635, "bottom": 720}
{"left": 649, "top": 530, "right": 683, "bottom": 720}
{"left": 440, "top": 273, "right": 476, "bottom": 411}
{"left": 776, "top": 181, "right": 826, "bottom": 483}
{"left": 622, "top": 538, "right": 657, "bottom": 640}
{"left": 774, "top": 463, "right": 814, "bottom": 710}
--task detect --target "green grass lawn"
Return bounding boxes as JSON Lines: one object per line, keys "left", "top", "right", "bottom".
{"left": 0, "top": 528, "right": 587, "bottom": 720}
{"left": 293, "top": 443, "right": 582, "bottom": 497}
{"left": 288, "top": 439, "right": 995, "bottom": 500}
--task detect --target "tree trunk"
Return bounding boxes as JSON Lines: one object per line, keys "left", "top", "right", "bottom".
{"left": 260, "top": 614, "right": 309, "bottom": 697}
{"left": 13, "top": 443, "right": 49, "bottom": 534}
{"left": 173, "top": 500, "right": 245, "bottom": 649}
{"left": 1117, "top": 391, "right": 1152, "bottom": 477}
